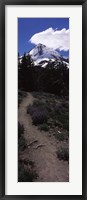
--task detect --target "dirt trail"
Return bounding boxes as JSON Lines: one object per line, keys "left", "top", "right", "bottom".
{"left": 18, "top": 92, "right": 69, "bottom": 182}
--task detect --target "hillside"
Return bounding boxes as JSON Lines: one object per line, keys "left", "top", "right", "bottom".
{"left": 18, "top": 91, "right": 69, "bottom": 182}
{"left": 18, "top": 43, "right": 69, "bottom": 182}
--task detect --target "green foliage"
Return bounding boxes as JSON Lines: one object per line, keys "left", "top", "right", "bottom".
{"left": 18, "top": 90, "right": 27, "bottom": 107}
{"left": 27, "top": 95, "right": 69, "bottom": 132}
{"left": 18, "top": 122, "right": 24, "bottom": 138}
{"left": 18, "top": 53, "right": 34, "bottom": 91}
{"left": 18, "top": 123, "right": 26, "bottom": 151}
{"left": 18, "top": 134, "right": 27, "bottom": 152}
{"left": 54, "top": 120, "right": 62, "bottom": 127}
{"left": 55, "top": 132, "right": 66, "bottom": 141}
{"left": 18, "top": 52, "right": 69, "bottom": 96}
{"left": 39, "top": 123, "right": 49, "bottom": 132}
{"left": 22, "top": 53, "right": 33, "bottom": 67}
{"left": 55, "top": 130, "right": 68, "bottom": 141}
{"left": 57, "top": 147, "right": 69, "bottom": 161}
{"left": 18, "top": 123, "right": 38, "bottom": 182}
{"left": 52, "top": 103, "right": 69, "bottom": 131}
{"left": 18, "top": 160, "right": 38, "bottom": 182}
{"left": 32, "top": 111, "right": 48, "bottom": 125}
{"left": 27, "top": 100, "right": 48, "bottom": 125}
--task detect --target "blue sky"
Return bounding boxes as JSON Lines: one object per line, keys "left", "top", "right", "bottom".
{"left": 18, "top": 18, "right": 69, "bottom": 57}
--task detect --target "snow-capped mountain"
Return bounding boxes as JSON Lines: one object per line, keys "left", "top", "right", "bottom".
{"left": 19, "top": 43, "right": 69, "bottom": 68}
{"left": 30, "top": 43, "right": 69, "bottom": 68}
{"left": 29, "top": 43, "right": 60, "bottom": 65}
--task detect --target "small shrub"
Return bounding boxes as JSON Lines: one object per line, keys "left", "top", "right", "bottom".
{"left": 18, "top": 122, "right": 24, "bottom": 138}
{"left": 27, "top": 95, "right": 69, "bottom": 131}
{"left": 27, "top": 105, "right": 37, "bottom": 115}
{"left": 59, "top": 113, "right": 69, "bottom": 131}
{"left": 27, "top": 101, "right": 48, "bottom": 116}
{"left": 18, "top": 134, "right": 27, "bottom": 151}
{"left": 28, "top": 160, "right": 34, "bottom": 166}
{"left": 55, "top": 132, "right": 66, "bottom": 141}
{"left": 18, "top": 90, "right": 27, "bottom": 107}
{"left": 57, "top": 147, "right": 69, "bottom": 161}
{"left": 62, "top": 101, "right": 69, "bottom": 109}
{"left": 27, "top": 100, "right": 48, "bottom": 125}
{"left": 18, "top": 160, "right": 38, "bottom": 182}
{"left": 63, "top": 121, "right": 69, "bottom": 131}
{"left": 32, "top": 110, "right": 48, "bottom": 125}
{"left": 23, "top": 159, "right": 34, "bottom": 166}
{"left": 32, "top": 92, "right": 40, "bottom": 98}
{"left": 39, "top": 123, "right": 49, "bottom": 132}
{"left": 18, "top": 123, "right": 26, "bottom": 151}
{"left": 54, "top": 120, "right": 63, "bottom": 128}
{"left": 54, "top": 104, "right": 63, "bottom": 114}
{"left": 33, "top": 100, "right": 44, "bottom": 106}
{"left": 18, "top": 90, "right": 27, "bottom": 98}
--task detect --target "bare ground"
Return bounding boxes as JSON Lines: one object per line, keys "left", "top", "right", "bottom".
{"left": 18, "top": 92, "right": 69, "bottom": 182}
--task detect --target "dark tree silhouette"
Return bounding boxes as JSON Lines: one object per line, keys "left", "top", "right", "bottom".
{"left": 18, "top": 52, "right": 69, "bottom": 96}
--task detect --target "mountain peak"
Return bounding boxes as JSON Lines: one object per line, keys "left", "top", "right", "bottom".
{"left": 19, "top": 43, "right": 69, "bottom": 68}
{"left": 30, "top": 43, "right": 60, "bottom": 62}
{"left": 37, "top": 43, "right": 46, "bottom": 47}
{"left": 29, "top": 43, "right": 69, "bottom": 68}
{"left": 35, "top": 43, "right": 46, "bottom": 56}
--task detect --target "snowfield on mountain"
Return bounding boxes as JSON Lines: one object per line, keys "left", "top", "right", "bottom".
{"left": 19, "top": 43, "right": 69, "bottom": 68}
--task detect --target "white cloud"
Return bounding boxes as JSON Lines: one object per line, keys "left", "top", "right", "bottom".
{"left": 29, "top": 27, "right": 69, "bottom": 51}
